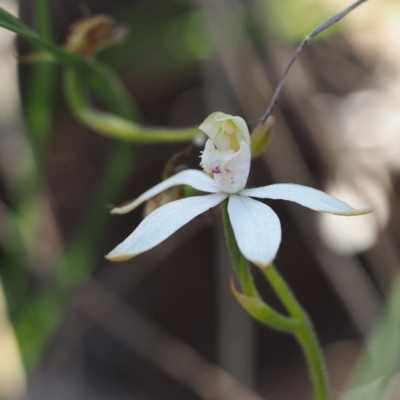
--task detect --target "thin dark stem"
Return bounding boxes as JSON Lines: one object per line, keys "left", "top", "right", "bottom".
{"left": 259, "top": 0, "right": 368, "bottom": 126}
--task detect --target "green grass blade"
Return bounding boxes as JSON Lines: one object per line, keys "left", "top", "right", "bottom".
{"left": 0, "top": 7, "right": 80, "bottom": 66}
{"left": 25, "top": 0, "right": 57, "bottom": 163}
{"left": 1, "top": 0, "right": 57, "bottom": 318}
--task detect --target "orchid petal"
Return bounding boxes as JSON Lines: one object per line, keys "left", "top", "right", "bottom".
{"left": 106, "top": 193, "right": 228, "bottom": 261}
{"left": 111, "top": 169, "right": 220, "bottom": 215}
{"left": 241, "top": 184, "right": 373, "bottom": 216}
{"left": 228, "top": 195, "right": 281, "bottom": 269}
{"left": 201, "top": 141, "right": 251, "bottom": 193}
{"left": 199, "top": 112, "right": 250, "bottom": 150}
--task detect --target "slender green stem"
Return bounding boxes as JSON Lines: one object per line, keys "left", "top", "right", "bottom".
{"left": 220, "top": 200, "right": 298, "bottom": 332}
{"left": 220, "top": 199, "right": 329, "bottom": 399}
{"left": 221, "top": 199, "right": 258, "bottom": 297}
{"left": 264, "top": 265, "right": 330, "bottom": 400}
{"left": 0, "top": 6, "right": 202, "bottom": 143}
{"left": 64, "top": 69, "right": 202, "bottom": 143}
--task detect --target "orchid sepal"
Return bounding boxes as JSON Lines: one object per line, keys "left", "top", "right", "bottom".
{"left": 111, "top": 169, "right": 220, "bottom": 215}
{"left": 241, "top": 184, "right": 373, "bottom": 216}
{"left": 106, "top": 193, "right": 228, "bottom": 261}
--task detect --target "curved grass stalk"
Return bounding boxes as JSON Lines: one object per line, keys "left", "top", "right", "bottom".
{"left": 64, "top": 69, "right": 201, "bottom": 143}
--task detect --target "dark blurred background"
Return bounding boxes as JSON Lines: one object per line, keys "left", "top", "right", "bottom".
{"left": 0, "top": 0, "right": 399, "bottom": 399}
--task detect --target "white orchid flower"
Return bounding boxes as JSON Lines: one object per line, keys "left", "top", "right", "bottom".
{"left": 106, "top": 112, "right": 372, "bottom": 268}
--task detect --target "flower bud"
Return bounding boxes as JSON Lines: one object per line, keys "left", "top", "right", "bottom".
{"left": 143, "top": 186, "right": 184, "bottom": 217}
{"left": 144, "top": 146, "right": 193, "bottom": 216}
{"left": 64, "top": 14, "right": 128, "bottom": 57}
{"left": 250, "top": 116, "right": 275, "bottom": 159}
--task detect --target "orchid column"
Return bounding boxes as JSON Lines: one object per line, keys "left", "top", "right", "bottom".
{"left": 106, "top": 112, "right": 372, "bottom": 400}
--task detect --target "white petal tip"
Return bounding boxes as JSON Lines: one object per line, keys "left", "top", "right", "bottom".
{"left": 110, "top": 205, "right": 134, "bottom": 215}
{"left": 334, "top": 207, "right": 374, "bottom": 216}
{"left": 251, "top": 259, "right": 274, "bottom": 270}
{"left": 105, "top": 252, "right": 138, "bottom": 262}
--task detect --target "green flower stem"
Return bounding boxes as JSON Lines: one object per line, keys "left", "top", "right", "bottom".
{"left": 220, "top": 199, "right": 329, "bottom": 399}
{"left": 221, "top": 200, "right": 258, "bottom": 297}
{"left": 64, "top": 69, "right": 202, "bottom": 143}
{"left": 220, "top": 200, "right": 298, "bottom": 332}
{"left": 263, "top": 265, "right": 330, "bottom": 400}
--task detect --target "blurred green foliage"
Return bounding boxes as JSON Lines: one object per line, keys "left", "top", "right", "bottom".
{"left": 100, "top": 1, "right": 214, "bottom": 75}
{"left": 0, "top": 0, "right": 136, "bottom": 369}
{"left": 263, "top": 0, "right": 339, "bottom": 41}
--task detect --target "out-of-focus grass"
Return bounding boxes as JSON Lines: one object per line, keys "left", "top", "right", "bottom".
{"left": 262, "top": 0, "right": 340, "bottom": 42}
{"left": 100, "top": 1, "right": 214, "bottom": 73}
{"left": 25, "top": 0, "right": 56, "bottom": 160}
{"left": 2, "top": 0, "right": 56, "bottom": 320}
{"left": 0, "top": 0, "right": 137, "bottom": 369}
